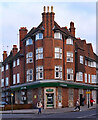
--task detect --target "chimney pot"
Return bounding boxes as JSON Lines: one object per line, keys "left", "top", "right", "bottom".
{"left": 3, "top": 51, "right": 7, "bottom": 61}
{"left": 47, "top": 6, "right": 49, "bottom": 12}
{"left": 43, "top": 6, "right": 46, "bottom": 13}
{"left": 51, "top": 6, "right": 53, "bottom": 12}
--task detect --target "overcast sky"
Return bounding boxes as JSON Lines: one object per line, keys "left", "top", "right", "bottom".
{"left": 0, "top": 1, "right": 97, "bottom": 61}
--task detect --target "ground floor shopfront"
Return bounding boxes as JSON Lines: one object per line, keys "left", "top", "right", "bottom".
{"left": 1, "top": 80, "right": 98, "bottom": 109}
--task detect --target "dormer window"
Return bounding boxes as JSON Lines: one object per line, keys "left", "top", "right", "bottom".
{"left": 26, "top": 38, "right": 33, "bottom": 46}
{"left": 66, "top": 38, "right": 73, "bottom": 45}
{"left": 54, "top": 32, "right": 62, "bottom": 39}
{"left": 36, "top": 33, "right": 43, "bottom": 40}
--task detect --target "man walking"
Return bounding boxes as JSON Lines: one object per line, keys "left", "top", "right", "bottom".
{"left": 37, "top": 101, "right": 42, "bottom": 114}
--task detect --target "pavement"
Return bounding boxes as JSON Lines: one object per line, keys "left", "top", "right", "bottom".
{"left": 0, "top": 104, "right": 97, "bottom": 114}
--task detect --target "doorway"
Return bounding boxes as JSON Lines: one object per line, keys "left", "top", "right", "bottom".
{"left": 46, "top": 93, "right": 54, "bottom": 108}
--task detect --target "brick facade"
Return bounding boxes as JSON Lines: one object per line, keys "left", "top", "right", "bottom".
{"left": 0, "top": 6, "right": 98, "bottom": 109}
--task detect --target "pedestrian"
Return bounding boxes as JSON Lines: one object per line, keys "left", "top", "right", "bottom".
{"left": 81, "top": 96, "right": 85, "bottom": 106}
{"left": 74, "top": 99, "right": 81, "bottom": 111}
{"left": 90, "top": 98, "right": 95, "bottom": 106}
{"left": 37, "top": 101, "right": 42, "bottom": 114}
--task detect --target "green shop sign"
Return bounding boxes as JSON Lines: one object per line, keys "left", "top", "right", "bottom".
{"left": 46, "top": 88, "right": 54, "bottom": 92}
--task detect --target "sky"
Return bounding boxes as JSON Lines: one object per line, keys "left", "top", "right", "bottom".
{"left": 0, "top": 1, "right": 97, "bottom": 61}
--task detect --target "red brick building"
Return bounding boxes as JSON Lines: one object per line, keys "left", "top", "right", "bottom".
{"left": 1, "top": 6, "right": 98, "bottom": 109}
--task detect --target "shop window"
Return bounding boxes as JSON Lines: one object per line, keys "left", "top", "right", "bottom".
{"left": 85, "top": 73, "right": 87, "bottom": 83}
{"left": 67, "top": 52, "right": 73, "bottom": 62}
{"left": 66, "top": 38, "right": 73, "bottom": 45}
{"left": 5, "top": 77, "right": 9, "bottom": 86}
{"left": 36, "top": 33, "right": 43, "bottom": 40}
{"left": 26, "top": 38, "right": 33, "bottom": 46}
{"left": 76, "top": 72, "right": 83, "bottom": 81}
{"left": 67, "top": 68, "right": 73, "bottom": 80}
{"left": 26, "top": 52, "right": 33, "bottom": 63}
{"left": 80, "top": 56, "right": 83, "bottom": 64}
{"left": 55, "top": 47, "right": 62, "bottom": 59}
{"left": 26, "top": 69, "right": 33, "bottom": 82}
{"left": 55, "top": 66, "right": 62, "bottom": 79}
{"left": 13, "top": 74, "right": 16, "bottom": 84}
{"left": 54, "top": 32, "right": 62, "bottom": 39}
{"left": 36, "top": 48, "right": 43, "bottom": 60}
{"left": 36, "top": 66, "right": 43, "bottom": 80}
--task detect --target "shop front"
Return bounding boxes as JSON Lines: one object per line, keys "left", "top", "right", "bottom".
{"left": 44, "top": 87, "right": 56, "bottom": 109}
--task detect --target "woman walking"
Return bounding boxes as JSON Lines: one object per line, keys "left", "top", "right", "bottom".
{"left": 74, "top": 99, "right": 81, "bottom": 111}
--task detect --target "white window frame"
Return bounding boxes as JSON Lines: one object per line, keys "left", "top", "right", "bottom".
{"left": 85, "top": 60, "right": 87, "bottom": 66}
{"left": 17, "top": 59, "right": 20, "bottom": 66}
{"left": 54, "top": 32, "right": 62, "bottom": 40}
{"left": 26, "top": 69, "right": 33, "bottom": 82}
{"left": 67, "top": 52, "right": 73, "bottom": 62}
{"left": 55, "top": 47, "right": 62, "bottom": 59}
{"left": 6, "top": 64, "right": 8, "bottom": 70}
{"left": 88, "top": 61, "right": 91, "bottom": 67}
{"left": 66, "top": 38, "right": 73, "bottom": 45}
{"left": 26, "top": 52, "right": 33, "bottom": 63}
{"left": 91, "top": 75, "right": 96, "bottom": 83}
{"left": 6, "top": 77, "right": 9, "bottom": 86}
{"left": 13, "top": 74, "right": 16, "bottom": 84}
{"left": 26, "top": 38, "right": 33, "bottom": 46}
{"left": 36, "top": 33, "right": 43, "bottom": 40}
{"left": 55, "top": 66, "right": 62, "bottom": 79}
{"left": 67, "top": 68, "right": 73, "bottom": 80}
{"left": 1, "top": 66, "right": 4, "bottom": 72}
{"left": 88, "top": 74, "right": 90, "bottom": 83}
{"left": 1, "top": 79, "right": 4, "bottom": 87}
{"left": 80, "top": 56, "right": 83, "bottom": 64}
{"left": 76, "top": 72, "right": 83, "bottom": 81}
{"left": 17, "top": 73, "right": 20, "bottom": 84}
{"left": 13, "top": 60, "right": 16, "bottom": 67}
{"left": 36, "top": 48, "right": 43, "bottom": 60}
{"left": 36, "top": 66, "right": 43, "bottom": 80}
{"left": 85, "top": 73, "right": 87, "bottom": 83}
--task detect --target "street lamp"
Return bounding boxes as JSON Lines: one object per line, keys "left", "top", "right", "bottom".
{"left": 11, "top": 93, "right": 14, "bottom": 113}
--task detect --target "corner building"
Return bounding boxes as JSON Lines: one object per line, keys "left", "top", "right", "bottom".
{"left": 1, "top": 6, "right": 98, "bottom": 109}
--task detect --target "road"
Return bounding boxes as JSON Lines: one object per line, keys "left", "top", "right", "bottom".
{"left": 1, "top": 109, "right": 97, "bottom": 120}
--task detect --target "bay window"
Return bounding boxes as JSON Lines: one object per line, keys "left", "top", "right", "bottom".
{"left": 55, "top": 47, "right": 62, "bottom": 59}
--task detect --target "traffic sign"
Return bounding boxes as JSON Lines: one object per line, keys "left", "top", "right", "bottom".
{"left": 86, "top": 91, "right": 91, "bottom": 94}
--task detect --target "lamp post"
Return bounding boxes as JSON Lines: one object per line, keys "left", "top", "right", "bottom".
{"left": 11, "top": 93, "right": 14, "bottom": 114}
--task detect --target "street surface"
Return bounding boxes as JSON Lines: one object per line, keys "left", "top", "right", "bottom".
{"left": 1, "top": 109, "right": 97, "bottom": 120}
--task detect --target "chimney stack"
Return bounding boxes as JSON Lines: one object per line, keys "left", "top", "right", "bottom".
{"left": 19, "top": 27, "right": 28, "bottom": 50}
{"left": 12, "top": 45, "right": 18, "bottom": 56}
{"left": 3, "top": 51, "right": 7, "bottom": 61}
{"left": 42, "top": 6, "right": 55, "bottom": 38}
{"left": 69, "top": 21, "right": 75, "bottom": 37}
